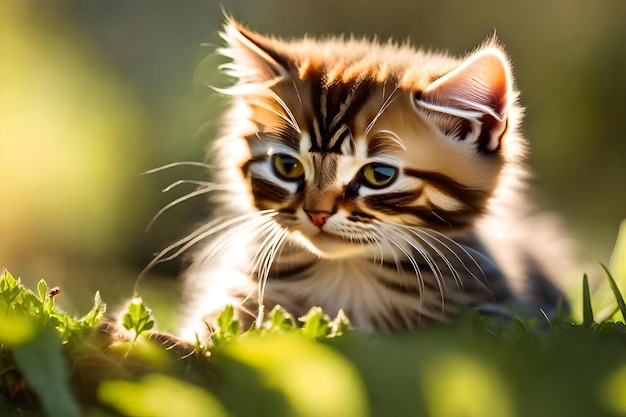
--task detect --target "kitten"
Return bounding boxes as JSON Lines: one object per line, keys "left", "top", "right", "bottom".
{"left": 172, "top": 18, "right": 571, "bottom": 338}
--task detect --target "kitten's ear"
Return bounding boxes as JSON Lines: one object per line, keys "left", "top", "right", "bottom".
{"left": 415, "top": 47, "right": 513, "bottom": 152}
{"left": 219, "top": 18, "right": 291, "bottom": 85}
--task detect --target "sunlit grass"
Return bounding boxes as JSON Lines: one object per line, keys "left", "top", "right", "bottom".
{"left": 0, "top": 223, "right": 625, "bottom": 417}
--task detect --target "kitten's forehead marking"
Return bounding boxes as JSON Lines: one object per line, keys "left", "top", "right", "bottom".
{"left": 306, "top": 77, "right": 371, "bottom": 154}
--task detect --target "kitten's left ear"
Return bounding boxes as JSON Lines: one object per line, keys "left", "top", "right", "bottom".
{"left": 415, "top": 47, "right": 513, "bottom": 152}
{"left": 219, "top": 18, "right": 292, "bottom": 86}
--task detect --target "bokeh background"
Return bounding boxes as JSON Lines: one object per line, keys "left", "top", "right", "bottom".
{"left": 1, "top": 0, "right": 625, "bottom": 330}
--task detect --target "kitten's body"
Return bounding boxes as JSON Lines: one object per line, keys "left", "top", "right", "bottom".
{"left": 176, "top": 20, "right": 571, "bottom": 338}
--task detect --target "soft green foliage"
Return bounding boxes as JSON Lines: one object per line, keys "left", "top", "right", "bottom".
{"left": 0, "top": 271, "right": 105, "bottom": 345}
{"left": 420, "top": 353, "right": 514, "bottom": 417}
{"left": 209, "top": 304, "right": 240, "bottom": 349}
{"left": 602, "top": 264, "right": 626, "bottom": 321}
{"left": 0, "top": 270, "right": 105, "bottom": 417}
{"left": 611, "top": 220, "right": 626, "bottom": 291}
{"left": 593, "top": 220, "right": 626, "bottom": 322}
{"left": 11, "top": 329, "right": 80, "bottom": 417}
{"left": 121, "top": 296, "right": 156, "bottom": 345}
{"left": 265, "top": 305, "right": 350, "bottom": 339}
{"left": 216, "top": 334, "right": 368, "bottom": 417}
{"left": 98, "top": 375, "right": 230, "bottom": 417}
{"left": 1, "top": 226, "right": 626, "bottom": 417}
{"left": 582, "top": 274, "right": 594, "bottom": 327}
{"left": 604, "top": 220, "right": 626, "bottom": 322}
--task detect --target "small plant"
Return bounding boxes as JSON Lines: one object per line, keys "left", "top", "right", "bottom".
{"left": 0, "top": 270, "right": 105, "bottom": 417}
{"left": 121, "top": 296, "right": 156, "bottom": 347}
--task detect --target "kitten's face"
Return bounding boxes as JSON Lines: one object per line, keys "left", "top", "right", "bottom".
{"left": 220, "top": 21, "right": 518, "bottom": 258}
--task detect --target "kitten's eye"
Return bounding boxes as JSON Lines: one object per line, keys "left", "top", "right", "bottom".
{"left": 272, "top": 154, "right": 304, "bottom": 181}
{"left": 361, "top": 163, "right": 398, "bottom": 189}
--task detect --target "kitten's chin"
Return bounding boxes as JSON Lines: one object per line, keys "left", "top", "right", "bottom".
{"left": 289, "top": 230, "right": 365, "bottom": 259}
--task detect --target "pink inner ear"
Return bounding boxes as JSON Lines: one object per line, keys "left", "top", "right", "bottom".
{"left": 418, "top": 48, "right": 512, "bottom": 152}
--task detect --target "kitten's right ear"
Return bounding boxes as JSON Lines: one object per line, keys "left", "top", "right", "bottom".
{"left": 219, "top": 18, "right": 291, "bottom": 85}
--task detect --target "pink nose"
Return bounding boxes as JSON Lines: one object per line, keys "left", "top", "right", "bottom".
{"left": 306, "top": 210, "right": 332, "bottom": 228}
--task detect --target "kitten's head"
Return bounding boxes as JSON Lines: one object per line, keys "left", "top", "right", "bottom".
{"left": 216, "top": 19, "right": 523, "bottom": 258}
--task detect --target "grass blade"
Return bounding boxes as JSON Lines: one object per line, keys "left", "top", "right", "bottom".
{"left": 582, "top": 274, "right": 594, "bottom": 326}
{"left": 600, "top": 263, "right": 626, "bottom": 322}
{"left": 609, "top": 219, "right": 626, "bottom": 303}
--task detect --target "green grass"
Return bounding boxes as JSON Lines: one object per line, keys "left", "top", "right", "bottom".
{"left": 1, "top": 221, "right": 626, "bottom": 417}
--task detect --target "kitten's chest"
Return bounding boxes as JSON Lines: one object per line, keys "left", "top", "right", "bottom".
{"left": 265, "top": 255, "right": 389, "bottom": 329}
{"left": 262, "top": 247, "right": 469, "bottom": 331}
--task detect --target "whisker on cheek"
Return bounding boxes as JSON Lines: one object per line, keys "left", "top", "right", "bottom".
{"left": 140, "top": 210, "right": 278, "bottom": 283}
{"left": 147, "top": 183, "right": 227, "bottom": 231}
{"left": 140, "top": 161, "right": 213, "bottom": 175}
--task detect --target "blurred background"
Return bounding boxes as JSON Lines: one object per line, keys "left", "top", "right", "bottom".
{"left": 1, "top": 0, "right": 625, "bottom": 330}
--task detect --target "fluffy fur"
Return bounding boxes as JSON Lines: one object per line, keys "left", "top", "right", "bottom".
{"left": 163, "top": 19, "right": 571, "bottom": 338}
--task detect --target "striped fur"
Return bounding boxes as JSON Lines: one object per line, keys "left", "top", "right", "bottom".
{"left": 174, "top": 19, "right": 571, "bottom": 338}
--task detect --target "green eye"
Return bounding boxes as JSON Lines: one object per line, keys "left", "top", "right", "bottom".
{"left": 272, "top": 154, "right": 304, "bottom": 181}
{"left": 361, "top": 163, "right": 398, "bottom": 188}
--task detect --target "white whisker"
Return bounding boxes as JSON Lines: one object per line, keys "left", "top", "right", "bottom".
{"left": 376, "top": 222, "right": 455, "bottom": 315}
{"left": 419, "top": 228, "right": 492, "bottom": 294}
{"left": 429, "top": 211, "right": 452, "bottom": 227}
{"left": 370, "top": 129, "right": 407, "bottom": 151}
{"left": 365, "top": 231, "right": 385, "bottom": 272}
{"left": 373, "top": 224, "right": 426, "bottom": 295}
{"left": 246, "top": 95, "right": 301, "bottom": 133}
{"left": 162, "top": 179, "right": 219, "bottom": 193}
{"left": 199, "top": 213, "right": 282, "bottom": 274}
{"left": 146, "top": 184, "right": 226, "bottom": 231}
{"left": 256, "top": 227, "right": 289, "bottom": 307}
{"left": 291, "top": 78, "right": 303, "bottom": 109}
{"left": 137, "top": 211, "right": 277, "bottom": 291}
{"left": 407, "top": 229, "right": 463, "bottom": 297}
{"left": 364, "top": 86, "right": 401, "bottom": 137}
{"left": 140, "top": 161, "right": 212, "bottom": 175}
{"left": 266, "top": 90, "right": 302, "bottom": 134}
{"left": 376, "top": 228, "right": 429, "bottom": 322}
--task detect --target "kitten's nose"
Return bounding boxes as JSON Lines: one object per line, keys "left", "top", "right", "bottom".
{"left": 305, "top": 210, "right": 332, "bottom": 228}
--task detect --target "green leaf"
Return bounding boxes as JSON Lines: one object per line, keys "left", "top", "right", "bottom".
{"left": 0, "top": 271, "right": 23, "bottom": 310}
{"left": 514, "top": 317, "right": 528, "bottom": 333}
{"left": 328, "top": 309, "right": 351, "bottom": 337}
{"left": 609, "top": 220, "right": 626, "bottom": 312}
{"left": 582, "top": 274, "right": 594, "bottom": 326}
{"left": 36, "top": 280, "right": 48, "bottom": 303}
{"left": 601, "top": 264, "right": 626, "bottom": 322}
{"left": 12, "top": 327, "right": 81, "bottom": 417}
{"left": 267, "top": 305, "right": 296, "bottom": 332}
{"left": 210, "top": 305, "right": 241, "bottom": 349}
{"left": 217, "top": 304, "right": 235, "bottom": 333}
{"left": 0, "top": 312, "right": 38, "bottom": 346}
{"left": 299, "top": 307, "right": 330, "bottom": 339}
{"left": 218, "top": 304, "right": 240, "bottom": 336}
{"left": 471, "top": 308, "right": 498, "bottom": 336}
{"left": 118, "top": 296, "right": 157, "bottom": 357}
{"left": 99, "top": 374, "right": 230, "bottom": 417}
{"left": 219, "top": 333, "right": 368, "bottom": 417}
{"left": 80, "top": 291, "right": 106, "bottom": 328}
{"left": 0, "top": 270, "right": 18, "bottom": 293}
{"left": 121, "top": 297, "right": 155, "bottom": 340}
{"left": 422, "top": 353, "right": 514, "bottom": 417}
